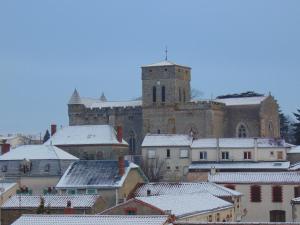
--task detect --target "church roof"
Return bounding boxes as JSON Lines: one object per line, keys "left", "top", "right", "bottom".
{"left": 214, "top": 96, "right": 268, "bottom": 106}
{"left": 141, "top": 60, "right": 190, "bottom": 68}
{"left": 0, "top": 145, "right": 78, "bottom": 161}
{"left": 68, "top": 89, "right": 81, "bottom": 105}
{"left": 44, "top": 125, "right": 128, "bottom": 146}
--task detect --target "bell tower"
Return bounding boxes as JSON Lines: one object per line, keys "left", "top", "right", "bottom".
{"left": 141, "top": 60, "right": 191, "bottom": 107}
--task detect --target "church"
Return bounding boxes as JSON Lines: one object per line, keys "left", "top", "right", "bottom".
{"left": 68, "top": 60, "right": 280, "bottom": 155}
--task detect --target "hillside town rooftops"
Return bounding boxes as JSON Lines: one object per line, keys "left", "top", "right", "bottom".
{"left": 214, "top": 96, "right": 268, "bottom": 106}
{"left": 2, "top": 195, "right": 100, "bottom": 209}
{"left": 44, "top": 125, "right": 128, "bottom": 146}
{"left": 189, "top": 161, "right": 290, "bottom": 171}
{"left": 131, "top": 182, "right": 242, "bottom": 198}
{"left": 56, "top": 160, "right": 146, "bottom": 189}
{"left": 11, "top": 215, "right": 171, "bottom": 225}
{"left": 142, "top": 134, "right": 192, "bottom": 147}
{"left": 136, "top": 192, "right": 233, "bottom": 218}
{"left": 0, "top": 145, "right": 78, "bottom": 161}
{"left": 208, "top": 172, "right": 300, "bottom": 184}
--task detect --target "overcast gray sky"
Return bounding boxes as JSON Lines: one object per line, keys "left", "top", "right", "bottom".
{"left": 0, "top": 0, "right": 299, "bottom": 135}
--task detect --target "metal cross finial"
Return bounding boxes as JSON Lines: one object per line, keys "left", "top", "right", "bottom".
{"left": 165, "top": 46, "right": 168, "bottom": 61}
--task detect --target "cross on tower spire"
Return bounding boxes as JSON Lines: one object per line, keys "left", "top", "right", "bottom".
{"left": 165, "top": 46, "right": 168, "bottom": 61}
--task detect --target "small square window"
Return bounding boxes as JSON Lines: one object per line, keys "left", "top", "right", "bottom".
{"left": 167, "top": 166, "right": 171, "bottom": 170}
{"left": 244, "top": 152, "right": 252, "bottom": 160}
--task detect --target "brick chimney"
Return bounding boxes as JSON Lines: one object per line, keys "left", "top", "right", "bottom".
{"left": 51, "top": 124, "right": 57, "bottom": 136}
{"left": 118, "top": 156, "right": 125, "bottom": 176}
{"left": 64, "top": 200, "right": 74, "bottom": 214}
{"left": 2, "top": 141, "right": 10, "bottom": 154}
{"left": 117, "top": 126, "right": 123, "bottom": 143}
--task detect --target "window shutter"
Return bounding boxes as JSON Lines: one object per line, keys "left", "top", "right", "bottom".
{"left": 250, "top": 185, "right": 261, "bottom": 202}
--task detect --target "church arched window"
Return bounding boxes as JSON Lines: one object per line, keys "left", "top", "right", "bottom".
{"left": 237, "top": 123, "right": 248, "bottom": 138}
{"left": 269, "top": 121, "right": 274, "bottom": 137}
{"left": 161, "top": 86, "right": 166, "bottom": 102}
{"left": 152, "top": 86, "right": 156, "bottom": 103}
{"left": 129, "top": 131, "right": 136, "bottom": 155}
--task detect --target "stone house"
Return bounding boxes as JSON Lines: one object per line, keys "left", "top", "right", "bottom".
{"left": 68, "top": 60, "right": 280, "bottom": 155}
{"left": 55, "top": 158, "right": 148, "bottom": 207}
{"left": 44, "top": 124, "right": 128, "bottom": 160}
{"left": 0, "top": 145, "right": 78, "bottom": 194}
{"left": 11, "top": 215, "right": 172, "bottom": 225}
{"left": 129, "top": 182, "right": 243, "bottom": 221}
{"left": 141, "top": 134, "right": 192, "bottom": 181}
{"left": 209, "top": 172, "right": 300, "bottom": 222}
{"left": 101, "top": 192, "right": 235, "bottom": 223}
{"left": 1, "top": 195, "right": 106, "bottom": 225}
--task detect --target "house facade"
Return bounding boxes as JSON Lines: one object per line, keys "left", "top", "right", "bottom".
{"left": 209, "top": 172, "right": 300, "bottom": 222}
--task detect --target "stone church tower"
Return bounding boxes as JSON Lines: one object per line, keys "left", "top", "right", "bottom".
{"left": 68, "top": 60, "right": 280, "bottom": 156}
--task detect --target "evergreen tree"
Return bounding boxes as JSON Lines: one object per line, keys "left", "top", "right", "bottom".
{"left": 43, "top": 130, "right": 50, "bottom": 143}
{"left": 279, "top": 110, "right": 290, "bottom": 141}
{"left": 36, "top": 197, "right": 45, "bottom": 214}
{"left": 293, "top": 109, "right": 300, "bottom": 145}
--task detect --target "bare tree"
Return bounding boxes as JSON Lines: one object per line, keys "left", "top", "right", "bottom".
{"left": 191, "top": 88, "right": 204, "bottom": 99}
{"left": 141, "top": 157, "right": 165, "bottom": 182}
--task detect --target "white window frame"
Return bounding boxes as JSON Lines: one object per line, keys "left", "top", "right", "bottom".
{"left": 244, "top": 151, "right": 252, "bottom": 160}
{"left": 199, "top": 151, "right": 208, "bottom": 160}
{"left": 221, "top": 151, "right": 229, "bottom": 160}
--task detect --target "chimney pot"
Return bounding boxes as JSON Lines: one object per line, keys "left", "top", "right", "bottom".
{"left": 51, "top": 124, "right": 57, "bottom": 136}
{"left": 2, "top": 143, "right": 10, "bottom": 154}
{"left": 117, "top": 126, "right": 123, "bottom": 143}
{"left": 118, "top": 156, "right": 125, "bottom": 176}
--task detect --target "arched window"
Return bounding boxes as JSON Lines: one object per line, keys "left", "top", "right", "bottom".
{"left": 129, "top": 131, "right": 136, "bottom": 155}
{"left": 152, "top": 86, "right": 156, "bottom": 103}
{"left": 161, "top": 86, "right": 166, "bottom": 102}
{"left": 269, "top": 121, "right": 274, "bottom": 137}
{"left": 179, "top": 88, "right": 182, "bottom": 102}
{"left": 237, "top": 124, "right": 248, "bottom": 138}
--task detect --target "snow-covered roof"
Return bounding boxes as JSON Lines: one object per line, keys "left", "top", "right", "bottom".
{"left": 56, "top": 160, "right": 145, "bottom": 189}
{"left": 289, "top": 163, "right": 300, "bottom": 171}
{"left": 11, "top": 215, "right": 170, "bottom": 225}
{"left": 288, "top": 146, "right": 300, "bottom": 154}
{"left": 136, "top": 192, "right": 233, "bottom": 218}
{"left": 292, "top": 197, "right": 300, "bottom": 204}
{"left": 131, "top": 182, "right": 242, "bottom": 198}
{"left": 214, "top": 96, "right": 267, "bottom": 106}
{"left": 209, "top": 172, "right": 300, "bottom": 184}
{"left": 0, "top": 145, "right": 78, "bottom": 161}
{"left": 82, "top": 98, "right": 142, "bottom": 109}
{"left": 2, "top": 195, "right": 100, "bottom": 209}
{"left": 142, "top": 134, "right": 192, "bottom": 147}
{"left": 142, "top": 60, "right": 190, "bottom": 68}
{"left": 189, "top": 161, "right": 290, "bottom": 171}
{"left": 45, "top": 125, "right": 128, "bottom": 146}
{"left": 191, "top": 138, "right": 288, "bottom": 148}
{"left": 0, "top": 182, "right": 17, "bottom": 195}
